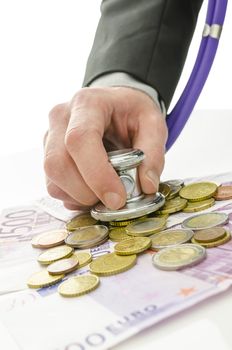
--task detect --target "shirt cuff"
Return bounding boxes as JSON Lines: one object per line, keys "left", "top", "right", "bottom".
{"left": 88, "top": 72, "right": 166, "bottom": 117}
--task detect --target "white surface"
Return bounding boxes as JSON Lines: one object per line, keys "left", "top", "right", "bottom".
{"left": 0, "top": 1, "right": 232, "bottom": 156}
{"left": 0, "top": 110, "right": 232, "bottom": 350}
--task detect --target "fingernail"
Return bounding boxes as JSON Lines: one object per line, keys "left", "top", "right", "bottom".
{"left": 146, "top": 170, "right": 159, "bottom": 191}
{"left": 103, "top": 192, "right": 124, "bottom": 209}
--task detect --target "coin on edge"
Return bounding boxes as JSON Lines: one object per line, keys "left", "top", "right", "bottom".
{"left": 27, "top": 270, "right": 64, "bottom": 288}
{"left": 182, "top": 212, "right": 229, "bottom": 231}
{"left": 166, "top": 184, "right": 182, "bottom": 200}
{"left": 126, "top": 217, "right": 166, "bottom": 237}
{"left": 37, "top": 245, "right": 74, "bottom": 265}
{"left": 31, "top": 229, "right": 68, "bottom": 248}
{"left": 114, "top": 237, "right": 151, "bottom": 255}
{"left": 152, "top": 244, "right": 206, "bottom": 271}
{"left": 157, "top": 197, "right": 187, "bottom": 214}
{"left": 179, "top": 182, "right": 217, "bottom": 202}
{"left": 150, "top": 229, "right": 194, "bottom": 251}
{"left": 192, "top": 231, "right": 231, "bottom": 248}
{"left": 214, "top": 185, "right": 232, "bottom": 201}
{"left": 47, "top": 257, "right": 79, "bottom": 275}
{"left": 89, "top": 252, "right": 137, "bottom": 276}
{"left": 58, "top": 274, "right": 100, "bottom": 297}
{"left": 182, "top": 198, "right": 215, "bottom": 213}
{"left": 66, "top": 213, "right": 98, "bottom": 231}
{"left": 193, "top": 227, "right": 227, "bottom": 243}
{"left": 159, "top": 182, "right": 171, "bottom": 198}
{"left": 72, "top": 252, "right": 92, "bottom": 268}
{"left": 109, "top": 227, "right": 130, "bottom": 242}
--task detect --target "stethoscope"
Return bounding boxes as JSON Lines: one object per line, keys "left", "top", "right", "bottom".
{"left": 166, "top": 0, "right": 228, "bottom": 150}
{"left": 91, "top": 0, "right": 228, "bottom": 221}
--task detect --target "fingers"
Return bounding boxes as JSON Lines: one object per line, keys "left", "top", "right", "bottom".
{"left": 44, "top": 103, "right": 98, "bottom": 206}
{"left": 133, "top": 111, "right": 168, "bottom": 194}
{"left": 65, "top": 90, "right": 127, "bottom": 209}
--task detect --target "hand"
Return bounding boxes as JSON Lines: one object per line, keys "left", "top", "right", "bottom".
{"left": 44, "top": 87, "right": 168, "bottom": 210}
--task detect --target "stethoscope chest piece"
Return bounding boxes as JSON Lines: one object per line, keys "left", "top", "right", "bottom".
{"left": 91, "top": 149, "right": 165, "bottom": 222}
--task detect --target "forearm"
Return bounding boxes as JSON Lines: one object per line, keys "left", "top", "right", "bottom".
{"left": 82, "top": 0, "right": 203, "bottom": 109}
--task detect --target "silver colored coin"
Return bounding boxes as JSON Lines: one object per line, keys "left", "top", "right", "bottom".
{"left": 164, "top": 179, "right": 184, "bottom": 187}
{"left": 152, "top": 244, "right": 206, "bottom": 271}
{"left": 65, "top": 225, "right": 108, "bottom": 248}
{"left": 150, "top": 229, "right": 194, "bottom": 251}
{"left": 182, "top": 212, "right": 229, "bottom": 231}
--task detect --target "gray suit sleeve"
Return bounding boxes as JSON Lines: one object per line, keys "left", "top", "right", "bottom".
{"left": 82, "top": 0, "right": 203, "bottom": 109}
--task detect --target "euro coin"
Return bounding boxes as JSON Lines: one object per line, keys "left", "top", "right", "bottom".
{"left": 37, "top": 245, "right": 74, "bottom": 265}
{"left": 157, "top": 197, "right": 187, "bottom": 214}
{"left": 166, "top": 184, "right": 182, "bottom": 199}
{"left": 159, "top": 182, "right": 171, "bottom": 198}
{"left": 126, "top": 217, "right": 166, "bottom": 237}
{"left": 31, "top": 229, "right": 68, "bottom": 249}
{"left": 193, "top": 227, "right": 227, "bottom": 243}
{"left": 165, "top": 179, "right": 184, "bottom": 187}
{"left": 27, "top": 270, "right": 64, "bottom": 289}
{"left": 179, "top": 182, "right": 217, "bottom": 202}
{"left": 152, "top": 244, "right": 206, "bottom": 271}
{"left": 66, "top": 213, "right": 97, "bottom": 231}
{"left": 89, "top": 252, "right": 136, "bottom": 276}
{"left": 72, "top": 252, "right": 92, "bottom": 268}
{"left": 114, "top": 237, "right": 151, "bottom": 255}
{"left": 149, "top": 213, "right": 169, "bottom": 220}
{"left": 214, "top": 185, "right": 232, "bottom": 200}
{"left": 182, "top": 212, "right": 228, "bottom": 231}
{"left": 150, "top": 229, "right": 194, "bottom": 251}
{"left": 58, "top": 274, "right": 100, "bottom": 297}
{"left": 65, "top": 225, "right": 108, "bottom": 248}
{"left": 192, "top": 230, "right": 231, "bottom": 248}
{"left": 47, "top": 257, "right": 79, "bottom": 275}
{"left": 109, "top": 216, "right": 147, "bottom": 227}
{"left": 109, "top": 227, "right": 130, "bottom": 242}
{"left": 182, "top": 198, "right": 215, "bottom": 213}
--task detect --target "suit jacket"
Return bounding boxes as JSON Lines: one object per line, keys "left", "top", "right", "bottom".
{"left": 82, "top": 0, "right": 203, "bottom": 109}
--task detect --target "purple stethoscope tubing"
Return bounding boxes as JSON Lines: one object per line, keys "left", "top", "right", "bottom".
{"left": 166, "top": 0, "right": 228, "bottom": 151}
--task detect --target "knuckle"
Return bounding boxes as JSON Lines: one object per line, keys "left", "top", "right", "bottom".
{"left": 65, "top": 126, "right": 99, "bottom": 152}
{"left": 44, "top": 153, "right": 66, "bottom": 182}
{"left": 48, "top": 103, "right": 67, "bottom": 122}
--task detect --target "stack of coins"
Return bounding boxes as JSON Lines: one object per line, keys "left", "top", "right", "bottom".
{"left": 27, "top": 179, "right": 232, "bottom": 297}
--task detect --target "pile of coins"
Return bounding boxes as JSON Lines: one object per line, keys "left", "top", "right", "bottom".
{"left": 27, "top": 181, "right": 232, "bottom": 297}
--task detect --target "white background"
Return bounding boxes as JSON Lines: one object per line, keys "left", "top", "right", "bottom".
{"left": 0, "top": 0, "right": 231, "bottom": 157}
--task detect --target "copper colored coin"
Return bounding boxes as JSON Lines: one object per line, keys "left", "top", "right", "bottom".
{"left": 193, "top": 227, "right": 226, "bottom": 243}
{"left": 214, "top": 185, "right": 232, "bottom": 201}
{"left": 47, "top": 257, "right": 79, "bottom": 276}
{"left": 32, "top": 229, "right": 68, "bottom": 249}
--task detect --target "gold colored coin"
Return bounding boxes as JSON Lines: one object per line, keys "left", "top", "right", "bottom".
{"left": 179, "top": 182, "right": 217, "bottom": 202}
{"left": 37, "top": 245, "right": 74, "bottom": 265}
{"left": 149, "top": 213, "right": 169, "bottom": 220}
{"left": 31, "top": 229, "right": 68, "bottom": 249}
{"left": 66, "top": 213, "right": 97, "bottom": 231}
{"left": 27, "top": 270, "right": 64, "bottom": 289}
{"left": 159, "top": 183, "right": 171, "bottom": 198}
{"left": 191, "top": 231, "right": 231, "bottom": 248}
{"left": 182, "top": 212, "right": 228, "bottom": 231}
{"left": 114, "top": 237, "right": 152, "bottom": 255}
{"left": 157, "top": 197, "right": 187, "bottom": 215}
{"left": 109, "top": 227, "right": 130, "bottom": 242}
{"left": 151, "top": 229, "right": 194, "bottom": 251}
{"left": 72, "top": 252, "right": 92, "bottom": 268}
{"left": 47, "top": 257, "right": 79, "bottom": 275}
{"left": 126, "top": 217, "right": 166, "bottom": 237}
{"left": 193, "top": 227, "right": 226, "bottom": 243}
{"left": 89, "top": 252, "right": 136, "bottom": 276}
{"left": 182, "top": 198, "right": 215, "bottom": 213}
{"left": 109, "top": 216, "right": 147, "bottom": 227}
{"left": 58, "top": 274, "right": 100, "bottom": 297}
{"left": 65, "top": 225, "right": 108, "bottom": 248}
{"left": 152, "top": 244, "right": 206, "bottom": 270}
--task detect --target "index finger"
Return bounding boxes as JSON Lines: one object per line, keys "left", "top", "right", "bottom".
{"left": 65, "top": 92, "right": 126, "bottom": 210}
